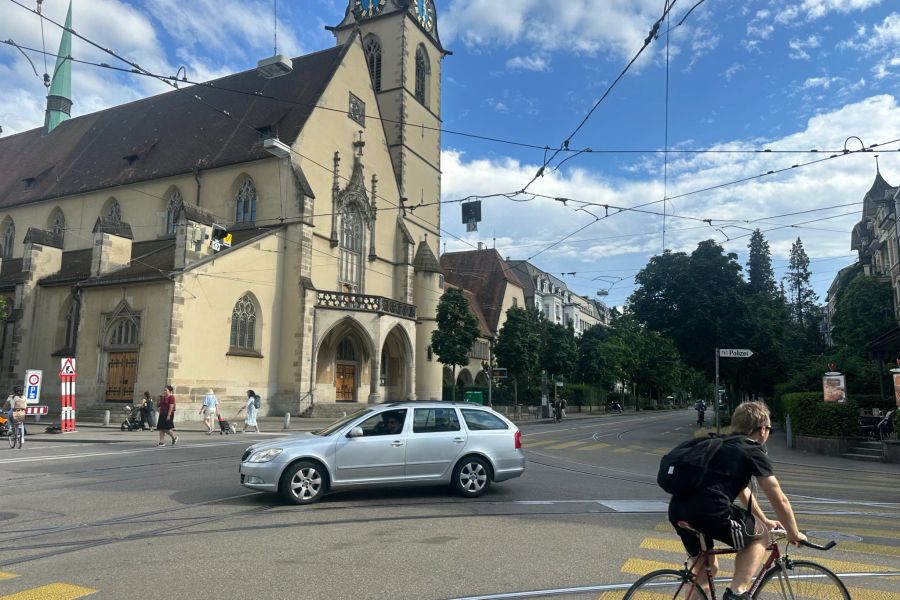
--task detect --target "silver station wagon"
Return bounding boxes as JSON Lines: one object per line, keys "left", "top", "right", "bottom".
{"left": 239, "top": 401, "right": 525, "bottom": 504}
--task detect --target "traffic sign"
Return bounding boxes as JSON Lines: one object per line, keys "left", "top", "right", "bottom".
{"left": 60, "top": 357, "right": 77, "bottom": 377}
{"left": 492, "top": 368, "right": 508, "bottom": 379}
{"left": 24, "top": 369, "right": 42, "bottom": 405}
{"left": 25, "top": 405, "right": 48, "bottom": 415}
{"left": 719, "top": 348, "right": 753, "bottom": 358}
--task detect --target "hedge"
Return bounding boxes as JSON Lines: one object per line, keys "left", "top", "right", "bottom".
{"left": 781, "top": 392, "right": 858, "bottom": 437}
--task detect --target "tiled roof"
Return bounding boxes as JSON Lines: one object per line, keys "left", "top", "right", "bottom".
{"left": 440, "top": 249, "right": 519, "bottom": 333}
{"left": 0, "top": 45, "right": 346, "bottom": 209}
{"left": 445, "top": 282, "right": 492, "bottom": 337}
{"left": 414, "top": 241, "right": 441, "bottom": 273}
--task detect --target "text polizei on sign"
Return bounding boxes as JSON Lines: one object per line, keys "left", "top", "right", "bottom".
{"left": 24, "top": 369, "right": 43, "bottom": 405}
{"left": 718, "top": 348, "right": 754, "bottom": 358}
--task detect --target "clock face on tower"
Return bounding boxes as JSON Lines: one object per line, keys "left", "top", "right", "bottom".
{"left": 413, "top": 0, "right": 435, "bottom": 32}
{"left": 358, "top": 0, "right": 386, "bottom": 18}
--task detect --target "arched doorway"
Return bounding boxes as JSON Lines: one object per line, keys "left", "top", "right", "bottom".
{"left": 380, "top": 326, "right": 413, "bottom": 401}
{"left": 456, "top": 369, "right": 473, "bottom": 390}
{"left": 101, "top": 302, "right": 141, "bottom": 402}
{"left": 475, "top": 371, "right": 488, "bottom": 386}
{"left": 315, "top": 319, "right": 373, "bottom": 403}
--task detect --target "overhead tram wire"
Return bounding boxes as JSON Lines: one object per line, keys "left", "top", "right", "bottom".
{"left": 520, "top": 0, "right": 682, "bottom": 194}
{"left": 7, "top": 0, "right": 477, "bottom": 252}
{"left": 2, "top": 40, "right": 868, "bottom": 157}
{"left": 662, "top": 0, "right": 672, "bottom": 251}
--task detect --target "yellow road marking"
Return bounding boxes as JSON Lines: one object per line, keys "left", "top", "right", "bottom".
{"left": 628, "top": 445, "right": 643, "bottom": 450}
{"left": 837, "top": 540, "right": 900, "bottom": 557}
{"left": 0, "top": 583, "right": 97, "bottom": 600}
{"left": 521, "top": 439, "right": 559, "bottom": 448}
{"left": 576, "top": 442, "right": 611, "bottom": 450}
{"left": 799, "top": 513, "right": 900, "bottom": 527}
{"left": 612, "top": 447, "right": 633, "bottom": 454}
{"left": 620, "top": 558, "right": 734, "bottom": 577}
{"left": 545, "top": 440, "right": 592, "bottom": 450}
{"left": 0, "top": 573, "right": 18, "bottom": 581}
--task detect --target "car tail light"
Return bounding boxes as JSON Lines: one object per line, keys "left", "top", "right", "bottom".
{"left": 514, "top": 430, "right": 522, "bottom": 449}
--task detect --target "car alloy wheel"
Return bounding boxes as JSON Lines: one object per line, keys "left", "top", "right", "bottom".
{"left": 281, "top": 460, "right": 326, "bottom": 505}
{"left": 453, "top": 457, "right": 491, "bottom": 498}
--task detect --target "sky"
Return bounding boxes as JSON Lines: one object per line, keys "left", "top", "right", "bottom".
{"left": 2, "top": 0, "right": 900, "bottom": 309}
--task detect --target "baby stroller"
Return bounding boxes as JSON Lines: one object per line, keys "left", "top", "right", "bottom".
{"left": 120, "top": 405, "right": 145, "bottom": 431}
{"left": 216, "top": 413, "right": 236, "bottom": 434}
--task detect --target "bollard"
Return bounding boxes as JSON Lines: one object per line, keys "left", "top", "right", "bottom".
{"left": 35, "top": 414, "right": 41, "bottom": 423}
{"left": 103, "top": 410, "right": 110, "bottom": 427}
{"left": 283, "top": 412, "right": 291, "bottom": 430}
{"left": 785, "top": 415, "right": 792, "bottom": 449}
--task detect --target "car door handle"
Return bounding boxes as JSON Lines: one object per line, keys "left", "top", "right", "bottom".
{"left": 453, "top": 437, "right": 465, "bottom": 443}
{"left": 392, "top": 441, "right": 404, "bottom": 447}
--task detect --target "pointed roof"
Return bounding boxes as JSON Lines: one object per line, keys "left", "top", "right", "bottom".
{"left": 862, "top": 168, "right": 896, "bottom": 219}
{"left": 45, "top": 0, "right": 73, "bottom": 133}
{"left": 413, "top": 240, "right": 441, "bottom": 273}
{"left": 0, "top": 44, "right": 347, "bottom": 209}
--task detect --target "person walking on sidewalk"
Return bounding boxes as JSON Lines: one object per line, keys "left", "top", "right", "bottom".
{"left": 156, "top": 385, "right": 178, "bottom": 447}
{"left": 236, "top": 389, "right": 260, "bottom": 433}
{"left": 200, "top": 389, "right": 219, "bottom": 434}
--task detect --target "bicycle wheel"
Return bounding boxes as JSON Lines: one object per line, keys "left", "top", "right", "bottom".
{"left": 754, "top": 560, "right": 850, "bottom": 599}
{"left": 7, "top": 429, "right": 14, "bottom": 448}
{"left": 623, "top": 569, "right": 708, "bottom": 600}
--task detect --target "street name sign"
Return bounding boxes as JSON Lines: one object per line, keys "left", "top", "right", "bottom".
{"left": 719, "top": 348, "right": 753, "bottom": 358}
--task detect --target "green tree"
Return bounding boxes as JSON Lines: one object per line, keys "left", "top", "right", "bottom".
{"left": 832, "top": 273, "right": 895, "bottom": 354}
{"left": 747, "top": 229, "right": 776, "bottom": 296}
{"left": 494, "top": 306, "right": 540, "bottom": 398}
{"left": 540, "top": 322, "right": 577, "bottom": 401}
{"left": 783, "top": 237, "right": 818, "bottom": 329}
{"left": 431, "top": 287, "right": 480, "bottom": 400}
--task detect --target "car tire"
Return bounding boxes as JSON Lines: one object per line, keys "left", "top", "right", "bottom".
{"left": 280, "top": 460, "right": 328, "bottom": 505}
{"left": 452, "top": 456, "right": 491, "bottom": 498}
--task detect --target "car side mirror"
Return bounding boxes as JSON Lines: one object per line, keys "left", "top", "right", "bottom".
{"left": 348, "top": 427, "right": 364, "bottom": 438}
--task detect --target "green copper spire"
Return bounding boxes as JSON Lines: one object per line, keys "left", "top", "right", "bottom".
{"left": 44, "top": 0, "right": 73, "bottom": 133}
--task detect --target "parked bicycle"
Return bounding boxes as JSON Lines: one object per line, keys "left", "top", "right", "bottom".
{"left": 623, "top": 525, "right": 848, "bottom": 599}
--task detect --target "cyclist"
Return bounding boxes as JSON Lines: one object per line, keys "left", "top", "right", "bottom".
{"left": 695, "top": 398, "right": 706, "bottom": 426}
{"left": 6, "top": 387, "right": 27, "bottom": 443}
{"left": 667, "top": 401, "right": 806, "bottom": 600}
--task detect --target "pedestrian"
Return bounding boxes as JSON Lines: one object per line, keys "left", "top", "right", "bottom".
{"left": 236, "top": 389, "right": 260, "bottom": 433}
{"left": 552, "top": 397, "right": 566, "bottom": 422}
{"left": 156, "top": 385, "right": 178, "bottom": 447}
{"left": 695, "top": 398, "right": 707, "bottom": 427}
{"left": 199, "top": 389, "right": 219, "bottom": 434}
{"left": 140, "top": 391, "right": 154, "bottom": 431}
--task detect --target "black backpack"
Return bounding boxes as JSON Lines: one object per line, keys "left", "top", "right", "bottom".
{"left": 253, "top": 395, "right": 261, "bottom": 410}
{"left": 657, "top": 436, "right": 726, "bottom": 496}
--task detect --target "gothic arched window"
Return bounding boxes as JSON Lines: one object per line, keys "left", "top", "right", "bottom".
{"left": 1, "top": 219, "right": 15, "bottom": 259}
{"left": 415, "top": 45, "right": 430, "bottom": 107}
{"left": 50, "top": 209, "right": 66, "bottom": 245}
{"left": 165, "top": 189, "right": 183, "bottom": 235}
{"left": 235, "top": 178, "right": 257, "bottom": 224}
{"left": 107, "top": 318, "right": 139, "bottom": 347}
{"left": 230, "top": 294, "right": 258, "bottom": 350}
{"left": 105, "top": 198, "right": 122, "bottom": 223}
{"left": 363, "top": 35, "right": 382, "bottom": 92}
{"left": 339, "top": 209, "right": 363, "bottom": 293}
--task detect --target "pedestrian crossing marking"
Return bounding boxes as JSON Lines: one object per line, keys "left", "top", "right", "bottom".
{"left": 545, "top": 440, "right": 592, "bottom": 450}
{"left": 798, "top": 513, "right": 900, "bottom": 527}
{"left": 619, "top": 558, "right": 734, "bottom": 577}
{"left": 0, "top": 583, "right": 97, "bottom": 599}
{"left": 576, "top": 442, "right": 611, "bottom": 450}
{"left": 0, "top": 573, "right": 17, "bottom": 581}
{"left": 612, "top": 447, "right": 633, "bottom": 453}
{"left": 521, "top": 438, "right": 565, "bottom": 448}
{"left": 836, "top": 539, "right": 900, "bottom": 557}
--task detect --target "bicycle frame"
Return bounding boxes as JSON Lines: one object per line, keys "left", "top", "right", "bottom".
{"left": 687, "top": 541, "right": 782, "bottom": 600}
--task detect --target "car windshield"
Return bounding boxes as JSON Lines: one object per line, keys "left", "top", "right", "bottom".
{"left": 313, "top": 408, "right": 372, "bottom": 436}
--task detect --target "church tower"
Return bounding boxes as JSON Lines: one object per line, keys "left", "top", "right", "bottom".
{"left": 330, "top": 0, "right": 447, "bottom": 238}
{"left": 44, "top": 0, "right": 74, "bottom": 133}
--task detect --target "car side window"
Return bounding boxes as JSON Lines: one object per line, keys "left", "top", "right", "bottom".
{"left": 461, "top": 409, "right": 508, "bottom": 431}
{"left": 357, "top": 409, "right": 407, "bottom": 436}
{"left": 413, "top": 408, "right": 461, "bottom": 433}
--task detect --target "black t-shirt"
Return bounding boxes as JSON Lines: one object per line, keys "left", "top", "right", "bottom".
{"left": 671, "top": 436, "right": 774, "bottom": 518}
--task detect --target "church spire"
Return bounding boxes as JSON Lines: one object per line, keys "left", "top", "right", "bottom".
{"left": 44, "top": 0, "right": 74, "bottom": 133}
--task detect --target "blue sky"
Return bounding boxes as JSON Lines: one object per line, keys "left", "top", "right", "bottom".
{"left": 2, "top": 0, "right": 900, "bottom": 308}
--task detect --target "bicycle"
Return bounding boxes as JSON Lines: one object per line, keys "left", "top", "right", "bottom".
{"left": 623, "top": 522, "right": 849, "bottom": 599}
{"left": 7, "top": 417, "right": 24, "bottom": 449}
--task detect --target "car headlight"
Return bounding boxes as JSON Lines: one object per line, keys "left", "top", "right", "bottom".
{"left": 247, "top": 448, "right": 283, "bottom": 463}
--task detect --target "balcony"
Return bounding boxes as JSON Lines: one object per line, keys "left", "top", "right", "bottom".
{"left": 317, "top": 291, "right": 417, "bottom": 320}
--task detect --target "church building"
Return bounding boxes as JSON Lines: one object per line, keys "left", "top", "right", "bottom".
{"left": 0, "top": 0, "right": 447, "bottom": 418}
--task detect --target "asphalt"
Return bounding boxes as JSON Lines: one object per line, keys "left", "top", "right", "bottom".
{"left": 12, "top": 407, "right": 900, "bottom": 474}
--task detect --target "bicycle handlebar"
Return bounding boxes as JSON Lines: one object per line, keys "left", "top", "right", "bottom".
{"left": 799, "top": 539, "right": 836, "bottom": 551}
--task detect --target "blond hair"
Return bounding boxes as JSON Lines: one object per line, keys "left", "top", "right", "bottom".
{"left": 731, "top": 401, "right": 771, "bottom": 435}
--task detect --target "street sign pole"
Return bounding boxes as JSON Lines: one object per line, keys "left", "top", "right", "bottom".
{"left": 715, "top": 348, "right": 720, "bottom": 435}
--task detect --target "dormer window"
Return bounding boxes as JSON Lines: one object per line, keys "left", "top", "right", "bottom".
{"left": 22, "top": 178, "right": 35, "bottom": 189}
{"left": 124, "top": 154, "right": 138, "bottom": 166}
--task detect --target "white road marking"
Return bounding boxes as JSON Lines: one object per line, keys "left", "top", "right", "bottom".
{"left": 0, "top": 439, "right": 253, "bottom": 464}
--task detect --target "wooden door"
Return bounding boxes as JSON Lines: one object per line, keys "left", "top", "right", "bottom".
{"left": 335, "top": 363, "right": 356, "bottom": 402}
{"left": 106, "top": 352, "right": 138, "bottom": 402}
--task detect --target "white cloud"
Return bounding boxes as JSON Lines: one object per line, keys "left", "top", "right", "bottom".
{"left": 789, "top": 35, "right": 822, "bottom": 60}
{"left": 777, "top": 0, "right": 882, "bottom": 23}
{"left": 484, "top": 98, "right": 509, "bottom": 113}
{"left": 505, "top": 54, "right": 551, "bottom": 72}
{"left": 441, "top": 0, "right": 670, "bottom": 64}
{"left": 839, "top": 12, "right": 900, "bottom": 51}
{"left": 441, "top": 95, "right": 900, "bottom": 304}
{"left": 723, "top": 63, "right": 744, "bottom": 80}
{"left": 802, "top": 76, "right": 842, "bottom": 88}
